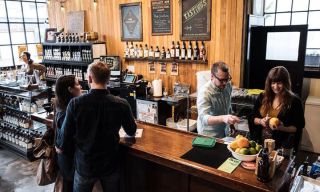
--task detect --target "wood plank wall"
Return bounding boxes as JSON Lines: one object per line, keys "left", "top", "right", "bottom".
{"left": 48, "top": 0, "right": 245, "bottom": 94}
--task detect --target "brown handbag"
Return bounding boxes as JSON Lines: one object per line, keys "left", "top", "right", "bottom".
{"left": 34, "top": 106, "right": 58, "bottom": 186}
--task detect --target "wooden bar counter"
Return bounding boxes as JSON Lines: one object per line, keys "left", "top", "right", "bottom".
{"left": 31, "top": 113, "right": 291, "bottom": 192}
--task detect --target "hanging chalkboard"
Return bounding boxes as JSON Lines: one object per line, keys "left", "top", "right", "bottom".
{"left": 151, "top": 0, "right": 172, "bottom": 35}
{"left": 180, "top": 0, "right": 211, "bottom": 41}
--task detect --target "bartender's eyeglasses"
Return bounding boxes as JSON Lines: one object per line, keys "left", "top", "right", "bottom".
{"left": 213, "top": 73, "right": 232, "bottom": 83}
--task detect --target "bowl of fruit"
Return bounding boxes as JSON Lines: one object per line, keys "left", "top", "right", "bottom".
{"left": 227, "top": 135, "right": 262, "bottom": 162}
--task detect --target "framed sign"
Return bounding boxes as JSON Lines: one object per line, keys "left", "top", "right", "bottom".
{"left": 45, "top": 28, "right": 57, "bottom": 43}
{"left": 151, "top": 0, "right": 172, "bottom": 35}
{"left": 180, "top": 0, "right": 211, "bottom": 40}
{"left": 67, "top": 11, "right": 84, "bottom": 34}
{"left": 120, "top": 2, "right": 143, "bottom": 41}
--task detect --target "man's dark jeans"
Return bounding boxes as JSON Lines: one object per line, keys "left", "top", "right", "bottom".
{"left": 73, "top": 168, "right": 120, "bottom": 192}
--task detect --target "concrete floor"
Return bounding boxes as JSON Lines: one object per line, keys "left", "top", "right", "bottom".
{"left": 0, "top": 147, "right": 54, "bottom": 192}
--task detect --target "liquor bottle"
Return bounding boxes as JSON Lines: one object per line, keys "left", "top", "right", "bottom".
{"left": 134, "top": 44, "right": 139, "bottom": 58}
{"left": 75, "top": 33, "right": 80, "bottom": 42}
{"left": 170, "top": 41, "right": 175, "bottom": 58}
{"left": 161, "top": 46, "right": 166, "bottom": 59}
{"left": 199, "top": 41, "right": 206, "bottom": 61}
{"left": 138, "top": 44, "right": 144, "bottom": 58}
{"left": 144, "top": 44, "right": 149, "bottom": 58}
{"left": 149, "top": 46, "right": 154, "bottom": 58}
{"left": 181, "top": 41, "right": 186, "bottom": 60}
{"left": 129, "top": 42, "right": 134, "bottom": 58}
{"left": 65, "top": 33, "right": 69, "bottom": 43}
{"left": 187, "top": 41, "right": 193, "bottom": 60}
{"left": 166, "top": 49, "right": 171, "bottom": 59}
{"left": 70, "top": 33, "right": 74, "bottom": 43}
{"left": 61, "top": 33, "right": 65, "bottom": 43}
{"left": 175, "top": 41, "right": 180, "bottom": 59}
{"left": 194, "top": 41, "right": 199, "bottom": 60}
{"left": 124, "top": 42, "right": 129, "bottom": 58}
{"left": 154, "top": 46, "right": 160, "bottom": 58}
{"left": 257, "top": 148, "right": 270, "bottom": 183}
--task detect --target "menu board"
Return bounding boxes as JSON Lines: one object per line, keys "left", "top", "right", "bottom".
{"left": 67, "top": 11, "right": 84, "bottom": 34}
{"left": 151, "top": 0, "right": 172, "bottom": 35}
{"left": 180, "top": 0, "right": 211, "bottom": 40}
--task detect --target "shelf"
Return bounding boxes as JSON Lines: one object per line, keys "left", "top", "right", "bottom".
{"left": 124, "top": 57, "right": 207, "bottom": 64}
{"left": 0, "top": 84, "right": 48, "bottom": 100}
{"left": 0, "top": 139, "right": 34, "bottom": 160}
{"left": 41, "top": 60, "right": 92, "bottom": 66}
{"left": 45, "top": 77, "right": 88, "bottom": 84}
{"left": 42, "top": 41, "right": 105, "bottom": 46}
{"left": 0, "top": 119, "right": 47, "bottom": 132}
{"left": 0, "top": 104, "right": 31, "bottom": 115}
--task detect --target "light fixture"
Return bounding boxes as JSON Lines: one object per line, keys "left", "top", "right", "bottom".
{"left": 93, "top": 0, "right": 97, "bottom": 6}
{"left": 47, "top": 0, "right": 50, "bottom": 4}
{"left": 60, "top": 3, "right": 64, "bottom": 11}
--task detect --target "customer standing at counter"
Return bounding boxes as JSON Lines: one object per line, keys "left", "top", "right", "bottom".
{"left": 197, "top": 61, "right": 240, "bottom": 138}
{"left": 56, "top": 61, "right": 137, "bottom": 192}
{"left": 249, "top": 66, "right": 305, "bottom": 152}
{"left": 20, "top": 51, "right": 46, "bottom": 77}
{"left": 54, "top": 75, "right": 82, "bottom": 192}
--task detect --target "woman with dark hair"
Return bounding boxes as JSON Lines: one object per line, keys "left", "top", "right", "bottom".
{"left": 20, "top": 51, "right": 46, "bottom": 77}
{"left": 249, "top": 66, "right": 305, "bottom": 153}
{"left": 54, "top": 75, "right": 82, "bottom": 192}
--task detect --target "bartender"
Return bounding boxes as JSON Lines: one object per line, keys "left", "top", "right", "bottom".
{"left": 20, "top": 51, "right": 46, "bottom": 79}
{"left": 197, "top": 61, "right": 240, "bottom": 138}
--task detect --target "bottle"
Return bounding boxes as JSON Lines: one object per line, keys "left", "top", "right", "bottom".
{"left": 154, "top": 46, "right": 160, "bottom": 58}
{"left": 181, "top": 41, "right": 186, "bottom": 60}
{"left": 129, "top": 42, "right": 134, "bottom": 58}
{"left": 166, "top": 49, "right": 171, "bottom": 59}
{"left": 161, "top": 46, "right": 166, "bottom": 59}
{"left": 187, "top": 41, "right": 193, "bottom": 60}
{"left": 301, "top": 156, "right": 309, "bottom": 176}
{"left": 194, "top": 41, "right": 199, "bottom": 60}
{"left": 148, "top": 46, "right": 154, "bottom": 58}
{"left": 257, "top": 148, "right": 270, "bottom": 183}
{"left": 144, "top": 44, "right": 149, "bottom": 58}
{"left": 200, "top": 41, "right": 206, "bottom": 61}
{"left": 124, "top": 42, "right": 129, "bottom": 58}
{"left": 170, "top": 41, "right": 175, "bottom": 58}
{"left": 310, "top": 156, "right": 320, "bottom": 179}
{"left": 134, "top": 44, "right": 139, "bottom": 58}
{"left": 175, "top": 41, "right": 180, "bottom": 59}
{"left": 138, "top": 44, "right": 144, "bottom": 58}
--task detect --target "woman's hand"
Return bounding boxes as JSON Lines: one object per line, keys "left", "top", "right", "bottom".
{"left": 270, "top": 121, "right": 284, "bottom": 131}
{"left": 260, "top": 116, "right": 270, "bottom": 128}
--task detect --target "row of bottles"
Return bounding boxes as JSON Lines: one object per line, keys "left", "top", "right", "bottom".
{"left": 43, "top": 48, "right": 92, "bottom": 62}
{"left": 124, "top": 41, "right": 207, "bottom": 61}
{"left": 2, "top": 109, "right": 31, "bottom": 129}
{"left": 0, "top": 94, "right": 37, "bottom": 113}
{"left": 0, "top": 122, "right": 41, "bottom": 150}
{"left": 56, "top": 33, "right": 80, "bottom": 43}
{"left": 46, "top": 65, "right": 86, "bottom": 81}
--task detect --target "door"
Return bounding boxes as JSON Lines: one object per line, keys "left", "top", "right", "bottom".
{"left": 244, "top": 25, "right": 308, "bottom": 96}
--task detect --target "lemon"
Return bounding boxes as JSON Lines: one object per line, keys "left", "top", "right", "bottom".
{"left": 239, "top": 148, "right": 249, "bottom": 155}
{"left": 249, "top": 147, "right": 257, "bottom": 155}
{"left": 249, "top": 140, "right": 256, "bottom": 148}
{"left": 235, "top": 148, "right": 241, "bottom": 153}
{"left": 255, "top": 145, "right": 262, "bottom": 153}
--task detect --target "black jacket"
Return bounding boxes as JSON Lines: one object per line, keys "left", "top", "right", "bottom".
{"left": 248, "top": 93, "right": 305, "bottom": 151}
{"left": 56, "top": 89, "right": 137, "bottom": 177}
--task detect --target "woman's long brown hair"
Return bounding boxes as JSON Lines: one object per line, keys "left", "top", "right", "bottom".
{"left": 261, "top": 66, "right": 294, "bottom": 116}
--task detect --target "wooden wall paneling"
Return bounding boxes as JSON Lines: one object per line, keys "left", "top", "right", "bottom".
{"left": 48, "top": 0, "right": 245, "bottom": 94}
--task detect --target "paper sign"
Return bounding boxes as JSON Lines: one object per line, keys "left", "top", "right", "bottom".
{"left": 119, "top": 128, "right": 143, "bottom": 138}
{"left": 218, "top": 157, "right": 241, "bottom": 174}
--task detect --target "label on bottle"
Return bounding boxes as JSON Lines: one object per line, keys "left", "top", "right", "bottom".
{"left": 144, "top": 50, "right": 149, "bottom": 58}
{"left": 155, "top": 52, "right": 160, "bottom": 58}
{"left": 175, "top": 49, "right": 180, "bottom": 58}
{"left": 170, "top": 49, "right": 175, "bottom": 58}
{"left": 187, "top": 50, "right": 192, "bottom": 59}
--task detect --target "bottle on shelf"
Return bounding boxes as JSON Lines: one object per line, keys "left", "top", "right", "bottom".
{"left": 75, "top": 33, "right": 80, "bottom": 43}
{"left": 124, "top": 42, "right": 129, "bottom": 58}
{"left": 161, "top": 46, "right": 166, "bottom": 59}
{"left": 194, "top": 41, "right": 199, "bottom": 60}
{"left": 144, "top": 44, "right": 149, "bottom": 58}
{"left": 138, "top": 44, "right": 144, "bottom": 58}
{"left": 175, "top": 41, "right": 180, "bottom": 59}
{"left": 149, "top": 46, "right": 154, "bottom": 58}
{"left": 61, "top": 33, "right": 65, "bottom": 43}
{"left": 199, "top": 41, "right": 206, "bottom": 61}
{"left": 166, "top": 49, "right": 171, "bottom": 59}
{"left": 129, "top": 42, "right": 134, "bottom": 58}
{"left": 134, "top": 44, "right": 139, "bottom": 58}
{"left": 154, "top": 46, "right": 160, "bottom": 58}
{"left": 187, "top": 41, "right": 193, "bottom": 60}
{"left": 170, "top": 41, "right": 175, "bottom": 59}
{"left": 181, "top": 41, "right": 186, "bottom": 60}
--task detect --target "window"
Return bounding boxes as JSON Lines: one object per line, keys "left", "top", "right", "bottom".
{"left": 264, "top": 0, "right": 320, "bottom": 76}
{"left": 0, "top": 0, "right": 48, "bottom": 67}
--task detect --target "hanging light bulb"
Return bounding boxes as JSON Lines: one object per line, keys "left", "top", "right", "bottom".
{"left": 47, "top": 0, "right": 51, "bottom": 4}
{"left": 60, "top": 3, "right": 64, "bottom": 11}
{"left": 93, "top": 0, "right": 97, "bottom": 6}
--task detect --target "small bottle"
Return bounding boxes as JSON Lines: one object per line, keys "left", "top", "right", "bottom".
{"left": 138, "top": 44, "right": 144, "bottom": 58}
{"left": 200, "top": 41, "right": 206, "bottom": 61}
{"left": 129, "top": 42, "right": 134, "bottom": 57}
{"left": 154, "top": 46, "right": 160, "bottom": 58}
{"left": 175, "top": 41, "right": 180, "bottom": 59}
{"left": 181, "top": 41, "right": 186, "bottom": 60}
{"left": 124, "top": 42, "right": 129, "bottom": 58}
{"left": 166, "top": 49, "right": 171, "bottom": 59}
{"left": 161, "top": 46, "right": 166, "bottom": 59}
{"left": 257, "top": 148, "right": 270, "bottom": 183}
{"left": 301, "top": 156, "right": 309, "bottom": 176}
{"left": 194, "top": 41, "right": 199, "bottom": 60}
{"left": 148, "top": 46, "right": 154, "bottom": 58}
{"left": 143, "top": 44, "right": 149, "bottom": 58}
{"left": 170, "top": 41, "right": 175, "bottom": 58}
{"left": 310, "top": 156, "right": 320, "bottom": 179}
{"left": 187, "top": 41, "right": 193, "bottom": 60}
{"left": 134, "top": 44, "right": 139, "bottom": 58}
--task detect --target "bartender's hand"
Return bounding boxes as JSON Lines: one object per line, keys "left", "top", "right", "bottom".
{"left": 55, "top": 146, "right": 63, "bottom": 154}
{"left": 222, "top": 115, "right": 240, "bottom": 125}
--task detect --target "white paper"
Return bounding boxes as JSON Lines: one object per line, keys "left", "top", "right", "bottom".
{"left": 119, "top": 128, "right": 143, "bottom": 138}
{"left": 266, "top": 32, "right": 300, "bottom": 61}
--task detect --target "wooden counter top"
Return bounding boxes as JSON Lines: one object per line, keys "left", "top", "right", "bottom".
{"left": 120, "top": 122, "right": 291, "bottom": 192}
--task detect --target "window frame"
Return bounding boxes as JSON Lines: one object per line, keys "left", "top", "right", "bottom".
{"left": 0, "top": 0, "right": 47, "bottom": 68}
{"left": 263, "top": 0, "right": 320, "bottom": 78}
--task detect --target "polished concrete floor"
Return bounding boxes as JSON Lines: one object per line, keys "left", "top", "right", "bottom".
{"left": 0, "top": 147, "right": 54, "bottom": 192}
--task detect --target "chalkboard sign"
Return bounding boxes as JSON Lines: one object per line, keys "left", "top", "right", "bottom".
{"left": 151, "top": 0, "right": 172, "bottom": 35}
{"left": 180, "top": 0, "right": 211, "bottom": 40}
{"left": 67, "top": 11, "right": 84, "bottom": 34}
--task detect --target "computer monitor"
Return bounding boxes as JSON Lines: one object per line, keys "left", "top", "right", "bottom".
{"left": 100, "top": 56, "right": 121, "bottom": 76}
{"left": 123, "top": 74, "right": 136, "bottom": 84}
